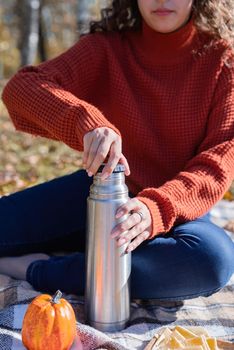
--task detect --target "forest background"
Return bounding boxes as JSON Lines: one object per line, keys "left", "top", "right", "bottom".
{"left": 0, "top": 0, "right": 233, "bottom": 199}
{"left": 0, "top": 0, "right": 108, "bottom": 196}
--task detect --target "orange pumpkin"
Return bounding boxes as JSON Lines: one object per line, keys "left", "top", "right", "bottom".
{"left": 22, "top": 290, "right": 77, "bottom": 350}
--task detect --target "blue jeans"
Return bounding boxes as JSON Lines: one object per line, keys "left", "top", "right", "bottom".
{"left": 0, "top": 170, "right": 233, "bottom": 300}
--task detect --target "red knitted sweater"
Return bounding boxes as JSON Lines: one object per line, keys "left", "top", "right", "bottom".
{"left": 2, "top": 16, "right": 234, "bottom": 238}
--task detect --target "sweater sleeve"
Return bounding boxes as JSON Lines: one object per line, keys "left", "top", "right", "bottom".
{"left": 1, "top": 34, "right": 121, "bottom": 152}
{"left": 137, "top": 58, "right": 234, "bottom": 239}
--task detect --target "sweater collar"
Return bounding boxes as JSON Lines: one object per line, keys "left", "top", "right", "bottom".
{"left": 130, "top": 13, "right": 198, "bottom": 65}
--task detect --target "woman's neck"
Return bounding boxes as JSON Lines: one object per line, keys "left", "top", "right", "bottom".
{"left": 128, "top": 13, "right": 199, "bottom": 65}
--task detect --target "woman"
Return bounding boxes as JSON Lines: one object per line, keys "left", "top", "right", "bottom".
{"left": 0, "top": 0, "right": 234, "bottom": 300}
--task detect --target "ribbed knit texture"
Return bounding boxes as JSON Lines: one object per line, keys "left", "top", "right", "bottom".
{"left": 2, "top": 16, "right": 234, "bottom": 238}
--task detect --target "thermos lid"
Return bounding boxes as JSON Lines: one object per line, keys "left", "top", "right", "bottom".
{"left": 97, "top": 163, "right": 125, "bottom": 173}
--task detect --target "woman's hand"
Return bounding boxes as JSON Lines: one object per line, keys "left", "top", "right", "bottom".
{"left": 111, "top": 198, "right": 152, "bottom": 252}
{"left": 83, "top": 127, "right": 130, "bottom": 179}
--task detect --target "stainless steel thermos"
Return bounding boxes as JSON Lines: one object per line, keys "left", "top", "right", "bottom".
{"left": 85, "top": 163, "right": 131, "bottom": 332}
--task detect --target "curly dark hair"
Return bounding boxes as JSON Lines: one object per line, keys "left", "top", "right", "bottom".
{"left": 88, "top": 0, "right": 234, "bottom": 49}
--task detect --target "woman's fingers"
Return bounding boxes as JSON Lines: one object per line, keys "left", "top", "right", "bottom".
{"left": 110, "top": 198, "right": 153, "bottom": 252}
{"left": 101, "top": 151, "right": 131, "bottom": 179}
{"left": 87, "top": 139, "right": 111, "bottom": 176}
{"left": 111, "top": 213, "right": 145, "bottom": 238}
{"left": 116, "top": 222, "right": 146, "bottom": 245}
{"left": 85, "top": 135, "right": 107, "bottom": 175}
{"left": 83, "top": 127, "right": 128, "bottom": 178}
{"left": 83, "top": 129, "right": 106, "bottom": 174}
{"left": 101, "top": 140, "right": 122, "bottom": 179}
{"left": 85, "top": 137, "right": 102, "bottom": 173}
{"left": 119, "top": 153, "right": 131, "bottom": 176}
{"left": 115, "top": 198, "right": 142, "bottom": 218}
{"left": 82, "top": 131, "right": 93, "bottom": 168}
{"left": 126, "top": 231, "right": 151, "bottom": 252}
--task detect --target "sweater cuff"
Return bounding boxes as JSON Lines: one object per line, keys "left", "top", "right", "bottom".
{"left": 75, "top": 104, "right": 122, "bottom": 148}
{"left": 136, "top": 196, "right": 165, "bottom": 239}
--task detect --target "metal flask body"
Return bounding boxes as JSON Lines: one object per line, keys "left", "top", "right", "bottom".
{"left": 85, "top": 163, "right": 131, "bottom": 332}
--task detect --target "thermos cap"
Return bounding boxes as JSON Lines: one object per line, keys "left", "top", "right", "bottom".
{"left": 97, "top": 163, "right": 125, "bottom": 173}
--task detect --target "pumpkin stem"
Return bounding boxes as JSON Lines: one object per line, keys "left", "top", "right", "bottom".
{"left": 51, "top": 290, "right": 62, "bottom": 304}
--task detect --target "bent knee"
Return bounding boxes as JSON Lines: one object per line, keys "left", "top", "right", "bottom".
{"left": 174, "top": 220, "right": 234, "bottom": 291}
{"left": 202, "top": 254, "right": 233, "bottom": 293}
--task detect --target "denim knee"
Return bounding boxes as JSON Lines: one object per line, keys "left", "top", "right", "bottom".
{"left": 174, "top": 220, "right": 234, "bottom": 294}
{"left": 26, "top": 253, "right": 86, "bottom": 295}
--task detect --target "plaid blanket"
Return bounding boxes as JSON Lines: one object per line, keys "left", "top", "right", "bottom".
{"left": 0, "top": 200, "right": 234, "bottom": 350}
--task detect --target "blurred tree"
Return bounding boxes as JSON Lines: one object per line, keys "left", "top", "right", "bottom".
{"left": 0, "top": 0, "right": 108, "bottom": 78}
{"left": 77, "top": 0, "right": 95, "bottom": 33}
{"left": 38, "top": 0, "right": 47, "bottom": 62}
{"left": 0, "top": 1, "right": 20, "bottom": 78}
{"left": 17, "top": 0, "right": 42, "bottom": 66}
